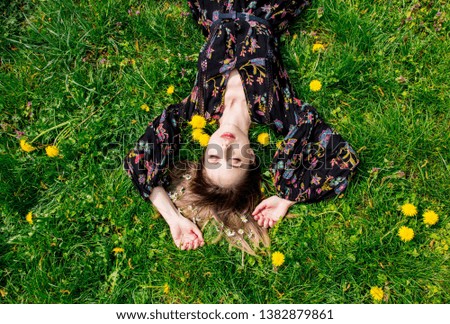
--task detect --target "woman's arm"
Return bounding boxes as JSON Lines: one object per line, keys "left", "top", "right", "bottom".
{"left": 253, "top": 104, "right": 358, "bottom": 228}
{"left": 272, "top": 103, "right": 359, "bottom": 203}
{"left": 149, "top": 186, "right": 204, "bottom": 250}
{"left": 124, "top": 99, "right": 202, "bottom": 249}
{"left": 124, "top": 99, "right": 196, "bottom": 201}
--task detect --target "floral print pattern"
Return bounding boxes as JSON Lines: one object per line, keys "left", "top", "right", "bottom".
{"left": 123, "top": 0, "right": 359, "bottom": 203}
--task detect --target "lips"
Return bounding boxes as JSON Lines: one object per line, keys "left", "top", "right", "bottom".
{"left": 220, "top": 132, "right": 236, "bottom": 140}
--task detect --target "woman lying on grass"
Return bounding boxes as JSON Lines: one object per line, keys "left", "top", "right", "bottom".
{"left": 123, "top": 0, "right": 359, "bottom": 254}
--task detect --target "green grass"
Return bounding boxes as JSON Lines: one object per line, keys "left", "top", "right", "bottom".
{"left": 1, "top": 0, "right": 449, "bottom": 303}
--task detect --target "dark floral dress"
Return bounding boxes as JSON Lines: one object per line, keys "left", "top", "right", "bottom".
{"left": 123, "top": 0, "right": 360, "bottom": 203}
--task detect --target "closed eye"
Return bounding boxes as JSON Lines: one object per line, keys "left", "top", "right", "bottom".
{"left": 207, "top": 155, "right": 220, "bottom": 163}
{"left": 231, "top": 158, "right": 242, "bottom": 167}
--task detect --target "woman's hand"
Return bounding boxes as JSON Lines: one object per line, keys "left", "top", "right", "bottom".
{"left": 251, "top": 195, "right": 295, "bottom": 228}
{"left": 149, "top": 186, "right": 204, "bottom": 250}
{"left": 169, "top": 215, "right": 205, "bottom": 251}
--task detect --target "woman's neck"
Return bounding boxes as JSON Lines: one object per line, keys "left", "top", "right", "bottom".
{"left": 218, "top": 69, "right": 251, "bottom": 135}
{"left": 219, "top": 99, "right": 251, "bottom": 135}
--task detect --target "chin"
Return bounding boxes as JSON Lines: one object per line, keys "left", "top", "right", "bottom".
{"left": 217, "top": 123, "right": 245, "bottom": 136}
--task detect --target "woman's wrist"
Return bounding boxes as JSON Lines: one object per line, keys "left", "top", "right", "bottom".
{"left": 280, "top": 196, "right": 296, "bottom": 208}
{"left": 275, "top": 191, "right": 296, "bottom": 207}
{"left": 160, "top": 207, "right": 183, "bottom": 226}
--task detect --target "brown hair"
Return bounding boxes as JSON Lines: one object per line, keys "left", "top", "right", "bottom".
{"left": 166, "top": 157, "right": 269, "bottom": 255}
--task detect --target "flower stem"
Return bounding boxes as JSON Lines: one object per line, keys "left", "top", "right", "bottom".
{"left": 313, "top": 210, "right": 344, "bottom": 218}
{"left": 30, "top": 120, "right": 72, "bottom": 144}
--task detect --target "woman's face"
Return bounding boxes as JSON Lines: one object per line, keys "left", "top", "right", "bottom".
{"left": 204, "top": 124, "right": 255, "bottom": 188}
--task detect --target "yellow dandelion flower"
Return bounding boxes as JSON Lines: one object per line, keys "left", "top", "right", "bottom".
{"left": 312, "top": 43, "right": 325, "bottom": 52}
{"left": 401, "top": 203, "right": 417, "bottom": 217}
{"left": 0, "top": 288, "right": 7, "bottom": 298}
{"left": 423, "top": 210, "right": 439, "bottom": 226}
{"left": 167, "top": 85, "right": 175, "bottom": 95}
{"left": 271, "top": 251, "right": 285, "bottom": 267}
{"left": 20, "top": 139, "right": 36, "bottom": 152}
{"left": 112, "top": 247, "right": 124, "bottom": 254}
{"left": 276, "top": 140, "right": 283, "bottom": 149}
{"left": 163, "top": 283, "right": 170, "bottom": 294}
{"left": 292, "top": 34, "right": 298, "bottom": 40}
{"left": 398, "top": 226, "right": 414, "bottom": 242}
{"left": 45, "top": 145, "right": 59, "bottom": 157}
{"left": 260, "top": 187, "right": 265, "bottom": 193}
{"left": 370, "top": 286, "right": 384, "bottom": 302}
{"left": 198, "top": 133, "right": 210, "bottom": 147}
{"left": 140, "top": 104, "right": 150, "bottom": 112}
{"left": 309, "top": 80, "right": 322, "bottom": 92}
{"left": 189, "top": 115, "right": 207, "bottom": 129}
{"left": 192, "top": 128, "right": 205, "bottom": 141}
{"left": 209, "top": 119, "right": 217, "bottom": 125}
{"left": 257, "top": 132, "right": 270, "bottom": 146}
{"left": 26, "top": 211, "right": 33, "bottom": 225}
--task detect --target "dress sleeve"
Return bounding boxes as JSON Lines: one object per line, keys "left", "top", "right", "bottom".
{"left": 271, "top": 103, "right": 360, "bottom": 203}
{"left": 123, "top": 101, "right": 190, "bottom": 201}
{"left": 187, "top": 0, "right": 211, "bottom": 38}
{"left": 271, "top": 0, "right": 313, "bottom": 36}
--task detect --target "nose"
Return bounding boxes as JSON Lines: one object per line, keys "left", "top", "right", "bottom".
{"left": 221, "top": 139, "right": 235, "bottom": 160}
{"left": 221, "top": 138, "right": 232, "bottom": 149}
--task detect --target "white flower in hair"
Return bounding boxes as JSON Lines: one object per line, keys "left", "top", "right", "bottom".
{"left": 237, "top": 229, "right": 244, "bottom": 235}
{"left": 225, "top": 229, "right": 236, "bottom": 237}
{"left": 182, "top": 174, "right": 192, "bottom": 180}
{"left": 240, "top": 215, "right": 248, "bottom": 223}
{"left": 168, "top": 191, "right": 178, "bottom": 201}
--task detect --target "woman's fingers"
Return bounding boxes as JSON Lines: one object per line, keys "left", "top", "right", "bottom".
{"left": 192, "top": 239, "right": 200, "bottom": 250}
{"left": 174, "top": 238, "right": 182, "bottom": 249}
{"left": 180, "top": 235, "right": 204, "bottom": 251}
{"left": 252, "top": 201, "right": 267, "bottom": 215}
{"left": 182, "top": 241, "right": 189, "bottom": 250}
{"left": 257, "top": 217, "right": 264, "bottom": 227}
{"left": 255, "top": 211, "right": 277, "bottom": 228}
{"left": 191, "top": 225, "right": 204, "bottom": 242}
